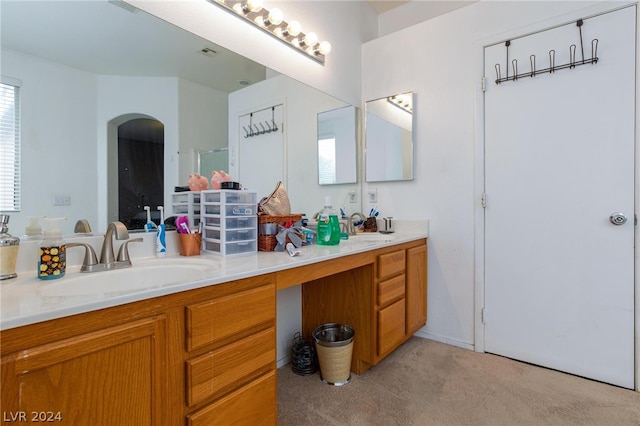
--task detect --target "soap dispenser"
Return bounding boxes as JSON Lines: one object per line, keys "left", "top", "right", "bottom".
{"left": 24, "top": 216, "right": 44, "bottom": 238}
{"left": 38, "top": 217, "right": 67, "bottom": 280}
{"left": 0, "top": 214, "right": 20, "bottom": 280}
{"left": 316, "top": 196, "right": 341, "bottom": 246}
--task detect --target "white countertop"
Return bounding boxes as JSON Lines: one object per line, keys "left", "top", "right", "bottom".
{"left": 1, "top": 227, "right": 427, "bottom": 331}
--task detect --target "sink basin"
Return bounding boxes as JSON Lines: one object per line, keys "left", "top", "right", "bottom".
{"left": 340, "top": 232, "right": 397, "bottom": 249}
{"left": 349, "top": 232, "right": 397, "bottom": 242}
{"left": 41, "top": 257, "right": 219, "bottom": 296}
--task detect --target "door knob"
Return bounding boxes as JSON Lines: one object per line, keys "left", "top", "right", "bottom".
{"left": 609, "top": 212, "right": 627, "bottom": 225}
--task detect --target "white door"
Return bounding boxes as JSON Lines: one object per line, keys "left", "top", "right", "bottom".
{"left": 484, "top": 6, "right": 636, "bottom": 389}
{"left": 238, "top": 104, "right": 285, "bottom": 198}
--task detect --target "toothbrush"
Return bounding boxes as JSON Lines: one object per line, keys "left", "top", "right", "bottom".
{"left": 156, "top": 206, "right": 166, "bottom": 257}
{"left": 144, "top": 206, "right": 157, "bottom": 232}
{"left": 176, "top": 216, "right": 190, "bottom": 234}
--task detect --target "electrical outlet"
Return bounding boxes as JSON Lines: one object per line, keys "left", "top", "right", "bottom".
{"left": 53, "top": 194, "right": 71, "bottom": 206}
{"left": 368, "top": 188, "right": 377, "bottom": 203}
{"left": 348, "top": 189, "right": 357, "bottom": 203}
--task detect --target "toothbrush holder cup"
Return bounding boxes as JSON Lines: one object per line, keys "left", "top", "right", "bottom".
{"left": 178, "top": 232, "right": 202, "bottom": 256}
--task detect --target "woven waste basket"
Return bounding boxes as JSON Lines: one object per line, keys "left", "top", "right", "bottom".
{"left": 312, "top": 323, "right": 355, "bottom": 386}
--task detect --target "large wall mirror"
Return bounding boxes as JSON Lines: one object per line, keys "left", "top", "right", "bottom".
{"left": 365, "top": 92, "right": 415, "bottom": 182}
{"left": 317, "top": 105, "right": 358, "bottom": 185}
{"left": 1, "top": 0, "right": 360, "bottom": 234}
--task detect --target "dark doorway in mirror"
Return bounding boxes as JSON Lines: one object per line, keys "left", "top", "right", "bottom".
{"left": 118, "top": 118, "right": 164, "bottom": 230}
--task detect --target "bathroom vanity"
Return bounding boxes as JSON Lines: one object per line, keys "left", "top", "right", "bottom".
{"left": 0, "top": 233, "right": 426, "bottom": 425}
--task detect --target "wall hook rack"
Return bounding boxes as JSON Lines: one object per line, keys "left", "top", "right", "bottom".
{"left": 494, "top": 19, "right": 599, "bottom": 85}
{"left": 242, "top": 105, "right": 282, "bottom": 138}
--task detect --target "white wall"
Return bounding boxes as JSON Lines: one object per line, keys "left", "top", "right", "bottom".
{"left": 363, "top": 1, "right": 638, "bottom": 353}
{"left": 96, "top": 76, "right": 180, "bottom": 228}
{"left": 229, "top": 74, "right": 361, "bottom": 217}
{"left": 1, "top": 49, "right": 99, "bottom": 236}
{"left": 178, "top": 79, "right": 229, "bottom": 185}
{"left": 96, "top": 75, "right": 229, "bottom": 228}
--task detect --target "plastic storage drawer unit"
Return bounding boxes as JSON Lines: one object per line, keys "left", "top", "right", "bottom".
{"left": 200, "top": 190, "right": 257, "bottom": 255}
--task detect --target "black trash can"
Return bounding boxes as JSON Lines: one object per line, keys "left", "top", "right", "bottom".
{"left": 312, "top": 323, "right": 355, "bottom": 386}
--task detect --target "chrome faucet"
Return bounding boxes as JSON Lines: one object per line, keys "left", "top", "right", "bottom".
{"left": 99, "top": 221, "right": 129, "bottom": 269}
{"left": 348, "top": 212, "right": 366, "bottom": 236}
{"left": 67, "top": 222, "right": 142, "bottom": 273}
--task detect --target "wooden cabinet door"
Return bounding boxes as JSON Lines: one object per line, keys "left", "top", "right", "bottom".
{"left": 187, "top": 371, "right": 276, "bottom": 426}
{"left": 377, "top": 298, "right": 405, "bottom": 357}
{"left": 406, "top": 244, "right": 427, "bottom": 335}
{"left": 1, "top": 316, "right": 167, "bottom": 426}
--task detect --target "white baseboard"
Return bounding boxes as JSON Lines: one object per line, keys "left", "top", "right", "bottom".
{"left": 414, "top": 330, "right": 475, "bottom": 351}
{"left": 277, "top": 357, "right": 290, "bottom": 369}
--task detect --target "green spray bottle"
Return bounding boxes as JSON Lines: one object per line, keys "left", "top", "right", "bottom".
{"left": 316, "top": 196, "right": 340, "bottom": 246}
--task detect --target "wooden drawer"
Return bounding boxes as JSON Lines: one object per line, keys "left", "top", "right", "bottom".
{"left": 186, "top": 327, "right": 275, "bottom": 406}
{"left": 377, "top": 250, "right": 406, "bottom": 280}
{"left": 187, "top": 370, "right": 276, "bottom": 426}
{"left": 186, "top": 283, "right": 275, "bottom": 351}
{"left": 377, "top": 274, "right": 405, "bottom": 307}
{"left": 377, "top": 298, "right": 405, "bottom": 357}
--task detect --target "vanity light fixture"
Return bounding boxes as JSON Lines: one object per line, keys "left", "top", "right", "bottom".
{"left": 387, "top": 93, "right": 413, "bottom": 114}
{"left": 210, "top": 0, "right": 331, "bottom": 65}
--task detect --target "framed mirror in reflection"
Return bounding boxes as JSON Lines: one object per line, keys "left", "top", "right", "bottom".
{"left": 365, "top": 92, "right": 415, "bottom": 182}
{"left": 317, "top": 105, "right": 358, "bottom": 185}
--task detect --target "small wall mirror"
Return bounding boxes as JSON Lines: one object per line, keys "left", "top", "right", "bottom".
{"left": 365, "top": 92, "right": 415, "bottom": 182}
{"left": 317, "top": 105, "right": 358, "bottom": 185}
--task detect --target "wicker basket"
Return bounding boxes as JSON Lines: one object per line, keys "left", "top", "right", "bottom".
{"left": 258, "top": 214, "right": 303, "bottom": 251}
{"left": 312, "top": 323, "right": 355, "bottom": 386}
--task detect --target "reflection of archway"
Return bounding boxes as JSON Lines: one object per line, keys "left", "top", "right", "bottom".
{"left": 107, "top": 114, "right": 164, "bottom": 229}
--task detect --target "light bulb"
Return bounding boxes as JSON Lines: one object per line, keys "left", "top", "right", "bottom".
{"left": 317, "top": 41, "right": 332, "bottom": 55}
{"left": 303, "top": 32, "right": 318, "bottom": 47}
{"left": 266, "top": 8, "right": 283, "bottom": 26}
{"left": 285, "top": 20, "right": 301, "bottom": 37}
{"left": 244, "top": 0, "right": 263, "bottom": 13}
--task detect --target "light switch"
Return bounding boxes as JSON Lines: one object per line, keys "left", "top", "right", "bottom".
{"left": 368, "top": 188, "right": 377, "bottom": 203}
{"left": 53, "top": 194, "right": 71, "bottom": 206}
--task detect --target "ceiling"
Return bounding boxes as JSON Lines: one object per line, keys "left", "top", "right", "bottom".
{"left": 1, "top": 1, "right": 461, "bottom": 95}
{"left": 1, "top": 1, "right": 267, "bottom": 94}
{"left": 366, "top": 1, "right": 411, "bottom": 14}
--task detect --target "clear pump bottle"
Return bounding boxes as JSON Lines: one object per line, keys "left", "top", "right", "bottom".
{"left": 316, "top": 196, "right": 341, "bottom": 246}
{"left": 38, "top": 217, "right": 67, "bottom": 280}
{"left": 0, "top": 214, "right": 20, "bottom": 280}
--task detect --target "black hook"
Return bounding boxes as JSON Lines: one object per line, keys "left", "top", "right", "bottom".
{"left": 505, "top": 40, "right": 511, "bottom": 79}
{"left": 569, "top": 44, "right": 577, "bottom": 69}
{"left": 591, "top": 39, "right": 599, "bottom": 64}
{"left": 529, "top": 55, "right": 536, "bottom": 78}
{"left": 271, "top": 107, "right": 278, "bottom": 132}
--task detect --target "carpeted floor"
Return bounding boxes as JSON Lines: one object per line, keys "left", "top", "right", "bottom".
{"left": 277, "top": 337, "right": 640, "bottom": 426}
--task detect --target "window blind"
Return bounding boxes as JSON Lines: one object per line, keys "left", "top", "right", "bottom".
{"left": 318, "top": 137, "right": 336, "bottom": 185}
{"left": 0, "top": 77, "right": 21, "bottom": 212}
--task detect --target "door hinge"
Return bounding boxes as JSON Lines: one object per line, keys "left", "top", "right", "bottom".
{"left": 481, "top": 308, "right": 486, "bottom": 324}
{"left": 481, "top": 77, "right": 486, "bottom": 92}
{"left": 481, "top": 193, "right": 487, "bottom": 208}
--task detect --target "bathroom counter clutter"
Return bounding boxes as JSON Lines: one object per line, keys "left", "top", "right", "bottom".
{"left": 1, "top": 225, "right": 427, "bottom": 425}
{"left": 0, "top": 230, "right": 427, "bottom": 331}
